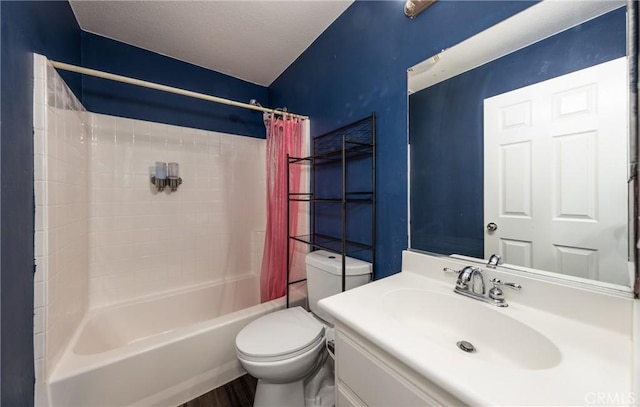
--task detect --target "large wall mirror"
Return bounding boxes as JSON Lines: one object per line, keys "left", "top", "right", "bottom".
{"left": 408, "top": 0, "right": 638, "bottom": 294}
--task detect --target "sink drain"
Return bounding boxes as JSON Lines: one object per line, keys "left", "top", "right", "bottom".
{"left": 457, "top": 340, "right": 476, "bottom": 353}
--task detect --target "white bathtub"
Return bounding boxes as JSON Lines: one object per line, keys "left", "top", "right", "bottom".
{"left": 48, "top": 276, "right": 286, "bottom": 407}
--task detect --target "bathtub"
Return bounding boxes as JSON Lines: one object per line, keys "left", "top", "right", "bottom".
{"left": 48, "top": 276, "right": 287, "bottom": 407}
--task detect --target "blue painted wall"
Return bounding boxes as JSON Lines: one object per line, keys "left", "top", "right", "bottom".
{"left": 81, "top": 33, "right": 268, "bottom": 138}
{"left": 0, "top": 2, "right": 81, "bottom": 405}
{"left": 269, "top": 1, "right": 534, "bottom": 279}
{"left": 409, "top": 8, "right": 626, "bottom": 258}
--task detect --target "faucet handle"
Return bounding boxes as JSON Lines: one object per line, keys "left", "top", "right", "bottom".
{"left": 443, "top": 266, "right": 477, "bottom": 290}
{"left": 490, "top": 278, "right": 522, "bottom": 290}
{"left": 488, "top": 278, "right": 522, "bottom": 301}
{"left": 443, "top": 266, "right": 476, "bottom": 274}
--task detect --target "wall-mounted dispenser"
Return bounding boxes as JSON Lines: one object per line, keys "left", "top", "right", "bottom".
{"left": 151, "top": 161, "right": 182, "bottom": 192}
{"left": 167, "top": 162, "right": 181, "bottom": 191}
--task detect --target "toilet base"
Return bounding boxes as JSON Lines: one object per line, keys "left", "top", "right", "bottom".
{"left": 254, "top": 379, "right": 305, "bottom": 407}
{"left": 253, "top": 353, "right": 335, "bottom": 407}
{"left": 304, "top": 351, "right": 335, "bottom": 407}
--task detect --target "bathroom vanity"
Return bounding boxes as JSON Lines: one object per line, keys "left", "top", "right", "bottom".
{"left": 319, "top": 250, "right": 636, "bottom": 406}
{"left": 335, "top": 323, "right": 462, "bottom": 406}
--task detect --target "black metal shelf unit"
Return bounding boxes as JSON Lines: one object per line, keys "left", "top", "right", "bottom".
{"left": 286, "top": 114, "right": 376, "bottom": 307}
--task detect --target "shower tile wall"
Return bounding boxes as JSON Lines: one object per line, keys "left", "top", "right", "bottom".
{"left": 34, "top": 55, "right": 274, "bottom": 399}
{"left": 88, "top": 114, "right": 266, "bottom": 307}
{"left": 33, "top": 55, "right": 90, "bottom": 384}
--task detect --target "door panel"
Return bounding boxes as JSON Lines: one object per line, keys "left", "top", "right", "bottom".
{"left": 554, "top": 245, "right": 599, "bottom": 280}
{"left": 500, "top": 141, "right": 532, "bottom": 218}
{"left": 553, "top": 131, "right": 597, "bottom": 220}
{"left": 500, "top": 239, "right": 533, "bottom": 267}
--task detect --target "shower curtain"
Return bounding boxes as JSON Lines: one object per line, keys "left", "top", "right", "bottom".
{"left": 260, "top": 114, "right": 303, "bottom": 302}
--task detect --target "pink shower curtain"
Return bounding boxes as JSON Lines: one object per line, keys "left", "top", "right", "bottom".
{"left": 260, "top": 114, "right": 303, "bottom": 302}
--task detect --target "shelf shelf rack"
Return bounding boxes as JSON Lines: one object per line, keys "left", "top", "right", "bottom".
{"left": 286, "top": 114, "right": 376, "bottom": 307}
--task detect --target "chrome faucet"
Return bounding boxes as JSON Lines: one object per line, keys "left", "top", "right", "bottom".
{"left": 443, "top": 266, "right": 521, "bottom": 307}
{"left": 471, "top": 268, "right": 485, "bottom": 295}
{"left": 452, "top": 266, "right": 475, "bottom": 290}
{"left": 487, "top": 254, "right": 501, "bottom": 268}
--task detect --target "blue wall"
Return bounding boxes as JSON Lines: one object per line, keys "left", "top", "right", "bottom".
{"left": 409, "top": 8, "right": 626, "bottom": 258}
{"left": 81, "top": 33, "right": 268, "bottom": 138}
{"left": 0, "top": 2, "right": 81, "bottom": 405}
{"left": 269, "top": 1, "right": 534, "bottom": 279}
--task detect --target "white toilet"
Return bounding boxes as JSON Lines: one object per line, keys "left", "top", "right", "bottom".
{"left": 235, "top": 250, "right": 372, "bottom": 407}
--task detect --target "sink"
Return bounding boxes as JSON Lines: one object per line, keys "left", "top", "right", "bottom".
{"left": 380, "top": 288, "right": 562, "bottom": 370}
{"left": 318, "top": 251, "right": 633, "bottom": 406}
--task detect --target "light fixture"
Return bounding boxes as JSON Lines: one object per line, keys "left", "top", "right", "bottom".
{"left": 404, "top": 0, "right": 436, "bottom": 19}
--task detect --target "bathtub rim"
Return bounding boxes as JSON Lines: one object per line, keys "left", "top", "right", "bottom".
{"left": 49, "top": 275, "right": 284, "bottom": 382}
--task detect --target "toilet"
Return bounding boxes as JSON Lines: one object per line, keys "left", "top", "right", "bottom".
{"left": 235, "top": 250, "right": 372, "bottom": 407}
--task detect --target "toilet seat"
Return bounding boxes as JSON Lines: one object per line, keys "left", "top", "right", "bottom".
{"left": 236, "top": 307, "right": 325, "bottom": 363}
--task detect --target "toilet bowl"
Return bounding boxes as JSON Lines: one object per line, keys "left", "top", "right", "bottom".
{"left": 235, "top": 251, "right": 372, "bottom": 407}
{"left": 237, "top": 307, "right": 329, "bottom": 406}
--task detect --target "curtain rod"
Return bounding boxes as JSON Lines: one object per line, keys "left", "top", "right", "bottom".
{"left": 49, "top": 60, "right": 309, "bottom": 120}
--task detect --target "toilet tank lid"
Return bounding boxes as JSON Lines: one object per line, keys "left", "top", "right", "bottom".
{"left": 305, "top": 250, "right": 372, "bottom": 276}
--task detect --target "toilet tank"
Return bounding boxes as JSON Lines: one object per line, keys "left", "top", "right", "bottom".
{"left": 306, "top": 250, "right": 372, "bottom": 323}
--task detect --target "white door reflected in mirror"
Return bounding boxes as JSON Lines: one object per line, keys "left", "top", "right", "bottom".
{"left": 483, "top": 57, "right": 628, "bottom": 286}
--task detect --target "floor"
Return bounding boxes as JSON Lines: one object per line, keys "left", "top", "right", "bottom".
{"left": 179, "top": 375, "right": 258, "bottom": 407}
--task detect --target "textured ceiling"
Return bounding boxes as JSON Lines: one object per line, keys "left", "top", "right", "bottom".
{"left": 70, "top": 1, "right": 353, "bottom": 86}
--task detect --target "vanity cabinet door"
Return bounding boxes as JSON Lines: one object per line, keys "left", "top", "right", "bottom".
{"left": 336, "top": 329, "right": 454, "bottom": 406}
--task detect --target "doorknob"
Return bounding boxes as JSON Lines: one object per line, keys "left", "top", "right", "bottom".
{"left": 486, "top": 222, "right": 498, "bottom": 232}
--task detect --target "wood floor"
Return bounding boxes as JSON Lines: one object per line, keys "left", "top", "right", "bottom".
{"left": 179, "top": 375, "right": 258, "bottom": 407}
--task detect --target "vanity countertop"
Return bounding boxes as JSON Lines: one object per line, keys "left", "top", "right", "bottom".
{"left": 319, "top": 251, "right": 635, "bottom": 406}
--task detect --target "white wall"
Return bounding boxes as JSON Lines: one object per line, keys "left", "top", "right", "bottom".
{"left": 33, "top": 55, "right": 90, "bottom": 386}
{"left": 87, "top": 114, "right": 266, "bottom": 307}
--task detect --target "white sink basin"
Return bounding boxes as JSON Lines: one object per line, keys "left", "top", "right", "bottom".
{"left": 318, "top": 251, "right": 633, "bottom": 406}
{"left": 380, "top": 288, "right": 562, "bottom": 370}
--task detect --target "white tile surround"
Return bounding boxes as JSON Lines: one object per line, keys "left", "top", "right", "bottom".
{"left": 33, "top": 54, "right": 270, "bottom": 401}
{"left": 88, "top": 113, "right": 266, "bottom": 306}
{"left": 33, "top": 55, "right": 90, "bottom": 388}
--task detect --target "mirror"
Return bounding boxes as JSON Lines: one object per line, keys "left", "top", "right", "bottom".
{"left": 408, "top": 0, "right": 637, "bottom": 292}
